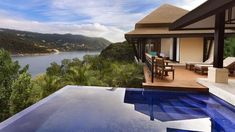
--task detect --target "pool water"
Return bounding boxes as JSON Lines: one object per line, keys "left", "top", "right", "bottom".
{"left": 125, "top": 89, "right": 235, "bottom": 132}
{"left": 0, "top": 86, "right": 235, "bottom": 132}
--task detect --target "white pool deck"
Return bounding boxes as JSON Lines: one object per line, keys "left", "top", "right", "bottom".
{"left": 197, "top": 78, "right": 235, "bottom": 106}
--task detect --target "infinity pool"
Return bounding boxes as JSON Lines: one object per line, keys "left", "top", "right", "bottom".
{"left": 0, "top": 86, "right": 235, "bottom": 132}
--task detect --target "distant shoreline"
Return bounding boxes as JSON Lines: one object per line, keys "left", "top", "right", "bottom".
{"left": 11, "top": 49, "right": 60, "bottom": 57}
{"left": 11, "top": 49, "right": 101, "bottom": 57}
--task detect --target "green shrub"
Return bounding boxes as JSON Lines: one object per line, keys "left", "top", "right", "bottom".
{"left": 100, "top": 41, "right": 135, "bottom": 62}
{"left": 9, "top": 72, "right": 32, "bottom": 115}
{"left": 224, "top": 37, "right": 235, "bottom": 58}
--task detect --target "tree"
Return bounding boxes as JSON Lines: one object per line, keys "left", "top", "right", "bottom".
{"left": 9, "top": 72, "right": 32, "bottom": 115}
{"left": 39, "top": 75, "right": 62, "bottom": 98}
{"left": 0, "top": 49, "right": 20, "bottom": 120}
{"left": 46, "top": 62, "right": 62, "bottom": 77}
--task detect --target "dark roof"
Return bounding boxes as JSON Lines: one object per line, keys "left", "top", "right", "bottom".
{"left": 170, "top": 0, "right": 235, "bottom": 30}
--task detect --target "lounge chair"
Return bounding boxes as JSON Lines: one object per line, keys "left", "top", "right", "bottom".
{"left": 186, "top": 57, "right": 213, "bottom": 70}
{"left": 194, "top": 57, "right": 235, "bottom": 75}
{"left": 155, "top": 57, "right": 175, "bottom": 80}
{"left": 194, "top": 64, "right": 213, "bottom": 74}
{"left": 224, "top": 57, "right": 235, "bottom": 74}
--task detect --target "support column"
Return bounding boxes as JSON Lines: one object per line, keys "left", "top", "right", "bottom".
{"left": 153, "top": 39, "right": 157, "bottom": 52}
{"left": 142, "top": 39, "right": 146, "bottom": 62}
{"left": 203, "top": 38, "right": 208, "bottom": 62}
{"left": 208, "top": 11, "right": 228, "bottom": 83}
{"left": 140, "top": 40, "right": 143, "bottom": 61}
{"left": 173, "top": 38, "right": 177, "bottom": 62}
{"left": 213, "top": 12, "right": 225, "bottom": 68}
{"left": 154, "top": 38, "right": 161, "bottom": 53}
{"left": 133, "top": 42, "right": 139, "bottom": 61}
{"left": 138, "top": 41, "right": 141, "bottom": 60}
{"left": 128, "top": 39, "right": 139, "bottom": 61}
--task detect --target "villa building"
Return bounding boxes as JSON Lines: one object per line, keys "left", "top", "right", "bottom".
{"left": 125, "top": 4, "right": 234, "bottom": 64}
{"left": 170, "top": 0, "right": 235, "bottom": 83}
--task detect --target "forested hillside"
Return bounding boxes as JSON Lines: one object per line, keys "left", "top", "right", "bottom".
{"left": 0, "top": 28, "right": 111, "bottom": 54}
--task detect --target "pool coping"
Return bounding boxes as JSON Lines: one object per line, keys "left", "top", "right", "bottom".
{"left": 197, "top": 78, "right": 235, "bottom": 107}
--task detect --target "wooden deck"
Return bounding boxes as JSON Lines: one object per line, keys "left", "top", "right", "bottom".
{"left": 143, "top": 65, "right": 209, "bottom": 92}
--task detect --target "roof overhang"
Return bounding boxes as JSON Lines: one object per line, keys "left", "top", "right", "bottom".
{"left": 170, "top": 0, "right": 235, "bottom": 30}
{"left": 125, "top": 27, "right": 235, "bottom": 39}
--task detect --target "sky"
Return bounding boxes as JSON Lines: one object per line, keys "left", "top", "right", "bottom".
{"left": 0, "top": 0, "right": 206, "bottom": 42}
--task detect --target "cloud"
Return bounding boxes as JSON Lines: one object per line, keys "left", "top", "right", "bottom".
{"left": 175, "top": 0, "right": 207, "bottom": 10}
{"left": 49, "top": 0, "right": 148, "bottom": 29}
{"left": 48, "top": 0, "right": 206, "bottom": 28}
{"left": 0, "top": 14, "right": 125, "bottom": 42}
{"left": 0, "top": 0, "right": 206, "bottom": 42}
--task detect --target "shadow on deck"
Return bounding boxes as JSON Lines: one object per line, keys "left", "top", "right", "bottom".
{"left": 143, "top": 65, "right": 209, "bottom": 92}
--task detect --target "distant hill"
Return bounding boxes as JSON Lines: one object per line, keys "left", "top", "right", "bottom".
{"left": 0, "top": 28, "right": 111, "bottom": 54}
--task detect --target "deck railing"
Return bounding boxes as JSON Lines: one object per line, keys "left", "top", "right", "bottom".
{"left": 145, "top": 53, "right": 155, "bottom": 83}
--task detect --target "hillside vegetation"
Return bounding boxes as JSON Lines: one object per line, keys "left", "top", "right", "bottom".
{"left": 100, "top": 41, "right": 135, "bottom": 61}
{"left": 0, "top": 41, "right": 144, "bottom": 122}
{"left": 0, "top": 28, "right": 111, "bottom": 54}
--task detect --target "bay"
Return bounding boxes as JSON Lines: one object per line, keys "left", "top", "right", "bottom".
{"left": 12, "top": 51, "right": 100, "bottom": 77}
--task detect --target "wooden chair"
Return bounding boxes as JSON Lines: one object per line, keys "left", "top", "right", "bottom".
{"left": 155, "top": 57, "right": 175, "bottom": 80}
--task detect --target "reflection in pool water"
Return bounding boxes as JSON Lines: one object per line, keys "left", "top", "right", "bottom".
{"left": 0, "top": 86, "right": 235, "bottom": 132}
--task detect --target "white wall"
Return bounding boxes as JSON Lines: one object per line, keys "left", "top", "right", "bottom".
{"left": 179, "top": 37, "right": 204, "bottom": 63}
